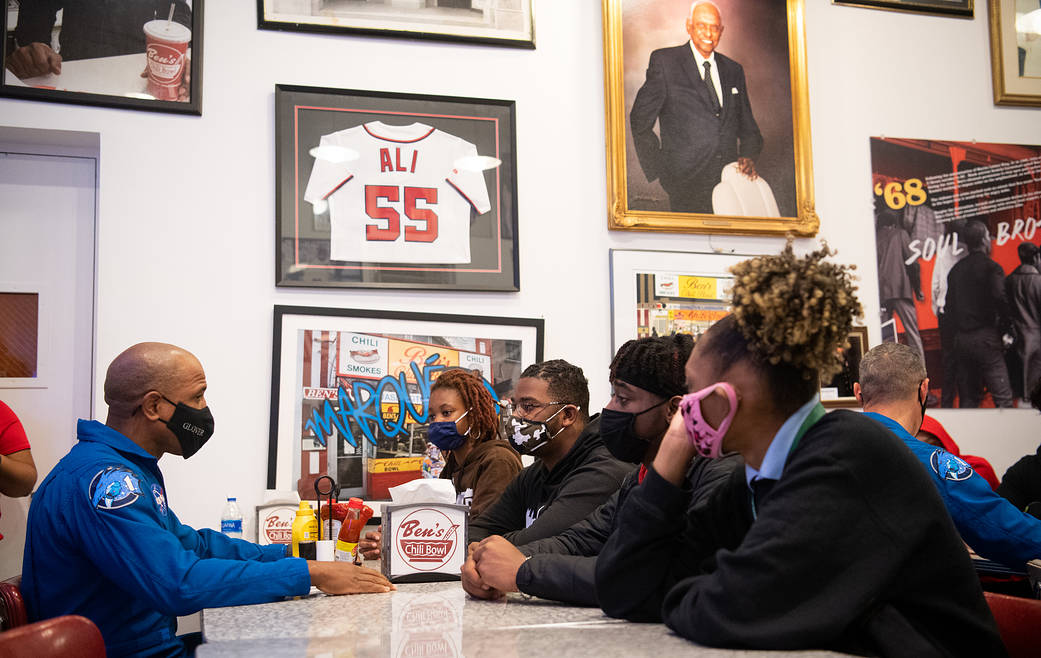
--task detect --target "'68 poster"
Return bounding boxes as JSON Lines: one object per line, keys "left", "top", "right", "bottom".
{"left": 870, "top": 137, "right": 1041, "bottom": 409}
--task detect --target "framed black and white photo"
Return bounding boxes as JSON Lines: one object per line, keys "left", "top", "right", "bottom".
{"left": 1, "top": 0, "right": 203, "bottom": 114}
{"left": 275, "top": 84, "right": 519, "bottom": 291}
{"left": 832, "top": 0, "right": 973, "bottom": 18}
{"left": 257, "top": 0, "right": 534, "bottom": 49}
{"left": 268, "top": 305, "right": 543, "bottom": 500}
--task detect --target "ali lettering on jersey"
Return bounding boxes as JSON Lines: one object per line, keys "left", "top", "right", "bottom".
{"left": 379, "top": 147, "right": 418, "bottom": 173}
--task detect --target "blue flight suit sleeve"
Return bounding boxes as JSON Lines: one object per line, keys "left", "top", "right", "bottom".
{"left": 71, "top": 468, "right": 310, "bottom": 617}
{"left": 169, "top": 510, "right": 287, "bottom": 562}
{"left": 927, "top": 450, "right": 1041, "bottom": 568}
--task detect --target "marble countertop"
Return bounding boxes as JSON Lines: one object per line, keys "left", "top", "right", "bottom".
{"left": 199, "top": 580, "right": 850, "bottom": 657}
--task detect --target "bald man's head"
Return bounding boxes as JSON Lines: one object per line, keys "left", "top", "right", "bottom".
{"left": 104, "top": 343, "right": 200, "bottom": 416}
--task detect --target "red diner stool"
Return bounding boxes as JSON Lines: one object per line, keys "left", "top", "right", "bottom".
{"left": 0, "top": 576, "right": 27, "bottom": 630}
{"left": 984, "top": 591, "right": 1041, "bottom": 658}
{"left": 0, "top": 615, "right": 105, "bottom": 657}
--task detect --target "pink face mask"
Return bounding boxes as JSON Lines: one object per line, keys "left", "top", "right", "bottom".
{"left": 679, "top": 382, "right": 738, "bottom": 458}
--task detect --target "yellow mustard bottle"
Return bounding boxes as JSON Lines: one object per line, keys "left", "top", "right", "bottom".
{"left": 291, "top": 500, "right": 319, "bottom": 560}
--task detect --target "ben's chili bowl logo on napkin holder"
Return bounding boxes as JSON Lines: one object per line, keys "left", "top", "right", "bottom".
{"left": 383, "top": 503, "right": 469, "bottom": 582}
{"left": 256, "top": 503, "right": 297, "bottom": 545}
{"left": 396, "top": 508, "right": 459, "bottom": 569}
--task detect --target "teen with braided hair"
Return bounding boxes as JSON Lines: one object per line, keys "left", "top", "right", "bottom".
{"left": 596, "top": 244, "right": 1006, "bottom": 656}
{"left": 461, "top": 335, "right": 739, "bottom": 606}
{"left": 427, "top": 369, "right": 521, "bottom": 518}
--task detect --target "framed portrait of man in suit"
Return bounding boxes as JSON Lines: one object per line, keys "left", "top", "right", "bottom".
{"left": 603, "top": 0, "right": 817, "bottom": 236}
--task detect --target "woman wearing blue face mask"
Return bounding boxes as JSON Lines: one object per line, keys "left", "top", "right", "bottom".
{"left": 427, "top": 369, "right": 522, "bottom": 519}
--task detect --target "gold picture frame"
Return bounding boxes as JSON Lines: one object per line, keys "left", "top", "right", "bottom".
{"left": 820, "top": 326, "right": 870, "bottom": 409}
{"left": 988, "top": 0, "right": 1041, "bottom": 107}
{"left": 602, "top": 0, "right": 817, "bottom": 236}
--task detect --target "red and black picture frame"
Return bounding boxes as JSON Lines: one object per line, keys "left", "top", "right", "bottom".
{"left": 274, "top": 84, "right": 520, "bottom": 292}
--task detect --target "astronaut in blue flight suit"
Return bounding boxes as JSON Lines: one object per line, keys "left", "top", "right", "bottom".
{"left": 856, "top": 342, "right": 1041, "bottom": 569}
{"left": 22, "top": 342, "right": 393, "bottom": 657}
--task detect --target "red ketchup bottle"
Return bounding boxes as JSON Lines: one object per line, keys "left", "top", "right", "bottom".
{"left": 335, "top": 498, "right": 373, "bottom": 563}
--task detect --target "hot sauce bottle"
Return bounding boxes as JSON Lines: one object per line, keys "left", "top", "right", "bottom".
{"left": 335, "top": 497, "right": 374, "bottom": 563}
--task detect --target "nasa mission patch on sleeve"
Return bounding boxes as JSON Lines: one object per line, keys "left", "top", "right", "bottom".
{"left": 89, "top": 465, "right": 144, "bottom": 510}
{"left": 930, "top": 449, "right": 974, "bottom": 482}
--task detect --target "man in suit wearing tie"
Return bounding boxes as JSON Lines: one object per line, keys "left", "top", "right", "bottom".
{"left": 630, "top": 1, "right": 763, "bottom": 214}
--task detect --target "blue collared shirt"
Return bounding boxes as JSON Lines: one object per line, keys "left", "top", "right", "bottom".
{"left": 22, "top": 420, "right": 310, "bottom": 657}
{"left": 745, "top": 395, "right": 819, "bottom": 488}
{"left": 864, "top": 411, "right": 1041, "bottom": 568}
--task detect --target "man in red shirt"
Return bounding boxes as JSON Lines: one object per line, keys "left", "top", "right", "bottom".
{"left": 0, "top": 400, "right": 38, "bottom": 539}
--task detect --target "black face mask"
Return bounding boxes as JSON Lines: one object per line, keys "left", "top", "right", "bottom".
{"left": 599, "top": 399, "right": 669, "bottom": 464}
{"left": 160, "top": 395, "right": 215, "bottom": 459}
{"left": 919, "top": 380, "right": 928, "bottom": 425}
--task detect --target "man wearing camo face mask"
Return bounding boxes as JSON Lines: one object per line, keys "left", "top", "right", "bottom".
{"left": 467, "top": 359, "right": 631, "bottom": 547}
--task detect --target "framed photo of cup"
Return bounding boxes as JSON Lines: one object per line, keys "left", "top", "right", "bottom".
{"left": 0, "top": 0, "right": 203, "bottom": 114}
{"left": 988, "top": 0, "right": 1041, "bottom": 107}
{"left": 831, "top": 0, "right": 973, "bottom": 17}
{"left": 268, "top": 305, "right": 543, "bottom": 500}
{"left": 820, "top": 326, "right": 869, "bottom": 409}
{"left": 275, "top": 85, "right": 519, "bottom": 291}
{"left": 603, "top": 0, "right": 817, "bottom": 237}
{"left": 257, "top": 0, "right": 535, "bottom": 49}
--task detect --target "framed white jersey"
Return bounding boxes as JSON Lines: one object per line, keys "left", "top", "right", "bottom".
{"left": 304, "top": 122, "right": 491, "bottom": 264}
{"left": 276, "top": 85, "right": 519, "bottom": 291}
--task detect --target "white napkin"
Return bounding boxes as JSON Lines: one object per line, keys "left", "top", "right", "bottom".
{"left": 262, "top": 489, "right": 300, "bottom": 504}
{"left": 388, "top": 478, "right": 456, "bottom": 505}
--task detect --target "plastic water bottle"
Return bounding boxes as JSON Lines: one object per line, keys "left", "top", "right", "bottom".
{"left": 221, "top": 497, "right": 243, "bottom": 539}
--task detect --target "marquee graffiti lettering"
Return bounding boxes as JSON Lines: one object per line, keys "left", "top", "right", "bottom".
{"left": 304, "top": 354, "right": 500, "bottom": 448}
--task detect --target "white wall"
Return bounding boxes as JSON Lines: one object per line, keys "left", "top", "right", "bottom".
{"left": 1, "top": 2, "right": 1039, "bottom": 531}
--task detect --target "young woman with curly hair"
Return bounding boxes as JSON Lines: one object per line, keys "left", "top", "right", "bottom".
{"left": 595, "top": 242, "right": 1005, "bottom": 656}
{"left": 426, "top": 368, "right": 521, "bottom": 519}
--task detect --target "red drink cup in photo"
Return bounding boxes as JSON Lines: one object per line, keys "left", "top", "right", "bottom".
{"left": 143, "top": 20, "right": 191, "bottom": 101}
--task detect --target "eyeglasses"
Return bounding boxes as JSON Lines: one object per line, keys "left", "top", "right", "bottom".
{"left": 510, "top": 399, "right": 569, "bottom": 416}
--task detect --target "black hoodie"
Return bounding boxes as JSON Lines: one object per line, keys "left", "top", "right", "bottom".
{"left": 468, "top": 416, "right": 631, "bottom": 545}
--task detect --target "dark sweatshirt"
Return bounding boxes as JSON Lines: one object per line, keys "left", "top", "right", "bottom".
{"left": 439, "top": 436, "right": 521, "bottom": 520}
{"left": 468, "top": 416, "right": 631, "bottom": 546}
{"left": 595, "top": 410, "right": 1006, "bottom": 657}
{"left": 515, "top": 453, "right": 741, "bottom": 606}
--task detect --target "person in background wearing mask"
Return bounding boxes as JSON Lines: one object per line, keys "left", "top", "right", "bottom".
{"left": 465, "top": 360, "right": 630, "bottom": 545}
{"left": 595, "top": 245, "right": 1004, "bottom": 655}
{"left": 462, "top": 335, "right": 739, "bottom": 606}
{"left": 22, "top": 342, "right": 393, "bottom": 657}
{"left": 857, "top": 341, "right": 1041, "bottom": 570}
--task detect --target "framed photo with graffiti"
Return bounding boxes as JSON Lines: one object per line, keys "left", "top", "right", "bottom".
{"left": 268, "top": 305, "right": 544, "bottom": 501}
{"left": 274, "top": 84, "right": 520, "bottom": 291}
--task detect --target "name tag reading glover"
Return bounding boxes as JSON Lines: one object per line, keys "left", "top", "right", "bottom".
{"left": 382, "top": 503, "right": 469, "bottom": 583}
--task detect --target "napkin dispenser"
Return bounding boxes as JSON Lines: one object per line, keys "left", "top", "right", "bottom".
{"left": 380, "top": 503, "right": 469, "bottom": 583}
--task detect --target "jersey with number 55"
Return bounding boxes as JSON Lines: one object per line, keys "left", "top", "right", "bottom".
{"left": 304, "top": 121, "right": 492, "bottom": 264}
